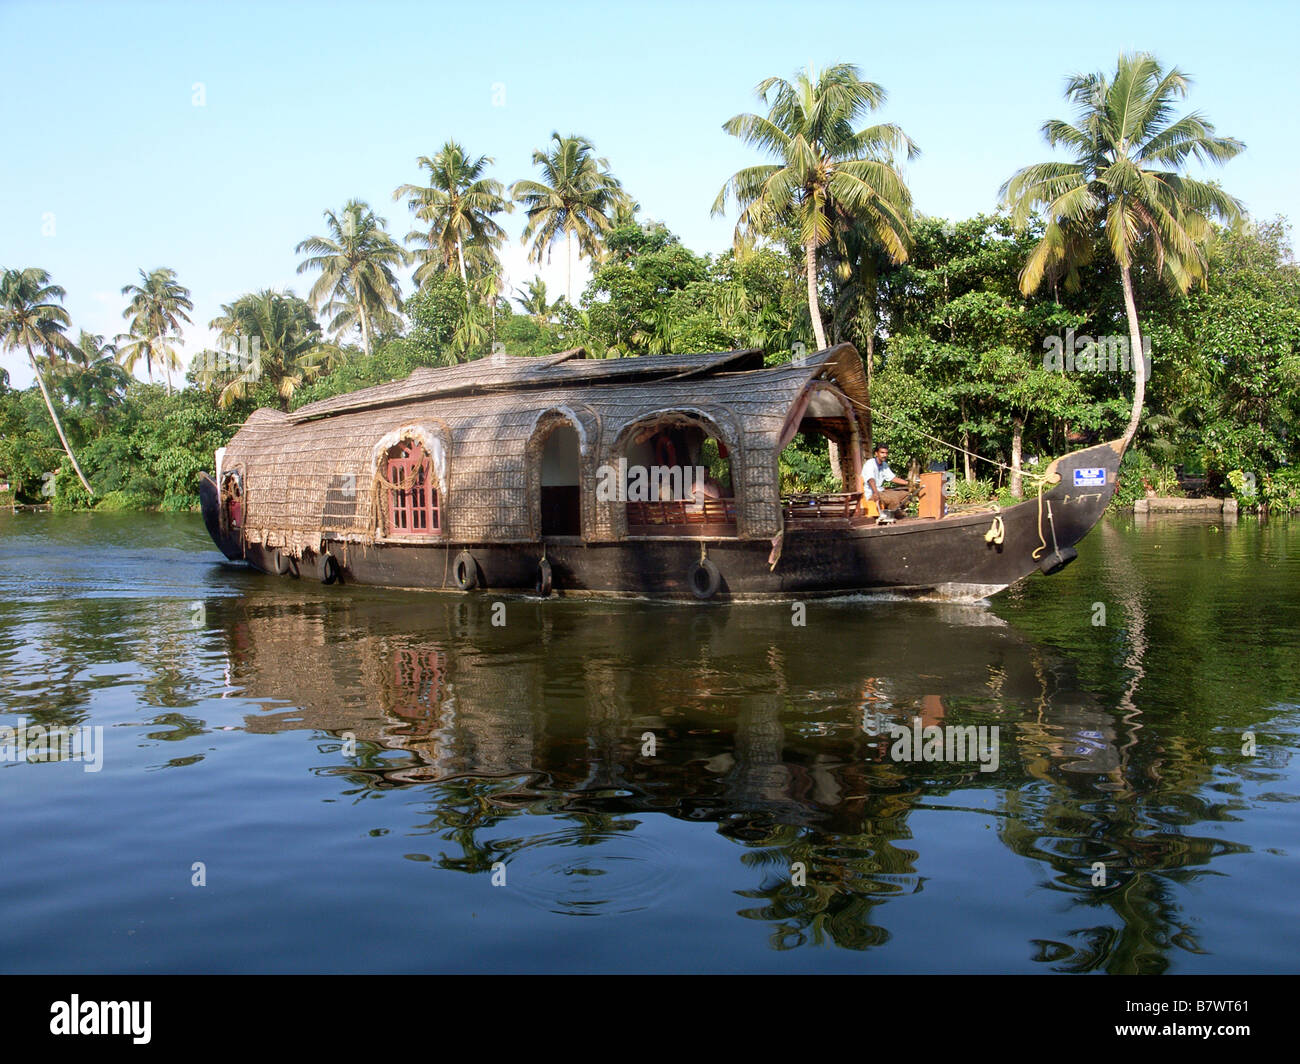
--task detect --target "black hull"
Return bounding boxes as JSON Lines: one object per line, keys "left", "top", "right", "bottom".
{"left": 200, "top": 441, "right": 1121, "bottom": 601}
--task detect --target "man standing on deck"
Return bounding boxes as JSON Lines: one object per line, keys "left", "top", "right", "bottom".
{"left": 864, "top": 443, "right": 909, "bottom": 517}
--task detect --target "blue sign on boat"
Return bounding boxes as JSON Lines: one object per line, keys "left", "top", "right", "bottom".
{"left": 1073, "top": 467, "right": 1106, "bottom": 487}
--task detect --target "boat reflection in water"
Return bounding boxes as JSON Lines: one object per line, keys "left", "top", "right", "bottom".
{"left": 218, "top": 591, "right": 1242, "bottom": 968}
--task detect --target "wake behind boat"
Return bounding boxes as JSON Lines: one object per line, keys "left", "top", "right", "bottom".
{"left": 199, "top": 343, "right": 1119, "bottom": 600}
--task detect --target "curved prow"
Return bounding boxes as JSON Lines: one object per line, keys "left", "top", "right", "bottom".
{"left": 1034, "top": 437, "right": 1124, "bottom": 570}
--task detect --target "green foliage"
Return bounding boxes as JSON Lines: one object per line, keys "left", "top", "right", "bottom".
{"left": 779, "top": 434, "right": 837, "bottom": 494}
{"left": 0, "top": 381, "right": 243, "bottom": 511}
{"left": 52, "top": 458, "right": 94, "bottom": 511}
{"left": 1222, "top": 467, "right": 1300, "bottom": 515}
{"left": 1258, "top": 468, "right": 1300, "bottom": 514}
{"left": 405, "top": 274, "right": 474, "bottom": 361}
{"left": 0, "top": 386, "right": 63, "bottom": 498}
{"left": 496, "top": 312, "right": 563, "bottom": 358}
{"left": 93, "top": 489, "right": 157, "bottom": 512}
{"left": 1112, "top": 450, "right": 1184, "bottom": 509}
{"left": 875, "top": 214, "right": 1112, "bottom": 478}
{"left": 944, "top": 478, "right": 985, "bottom": 505}
{"left": 203, "top": 289, "right": 329, "bottom": 410}
{"left": 295, "top": 200, "right": 407, "bottom": 355}
{"left": 394, "top": 141, "right": 509, "bottom": 290}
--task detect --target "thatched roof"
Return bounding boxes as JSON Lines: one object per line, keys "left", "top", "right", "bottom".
{"left": 288, "top": 347, "right": 767, "bottom": 424}
{"left": 221, "top": 344, "right": 870, "bottom": 553}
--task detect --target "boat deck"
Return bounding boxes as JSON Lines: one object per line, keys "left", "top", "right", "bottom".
{"left": 626, "top": 491, "right": 949, "bottom": 535}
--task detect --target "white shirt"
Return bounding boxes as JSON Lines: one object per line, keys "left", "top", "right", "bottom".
{"left": 863, "top": 457, "right": 898, "bottom": 493}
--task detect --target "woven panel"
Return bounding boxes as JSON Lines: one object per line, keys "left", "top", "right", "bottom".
{"left": 221, "top": 344, "right": 870, "bottom": 549}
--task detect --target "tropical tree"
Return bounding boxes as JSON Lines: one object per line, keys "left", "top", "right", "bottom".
{"left": 394, "top": 141, "right": 511, "bottom": 302}
{"left": 1001, "top": 52, "right": 1245, "bottom": 449}
{"left": 0, "top": 267, "right": 94, "bottom": 493}
{"left": 713, "top": 63, "right": 918, "bottom": 351}
{"left": 514, "top": 277, "right": 557, "bottom": 322}
{"left": 295, "top": 200, "right": 407, "bottom": 357}
{"left": 60, "top": 331, "right": 130, "bottom": 419}
{"left": 118, "top": 267, "right": 193, "bottom": 395}
{"left": 612, "top": 197, "right": 642, "bottom": 228}
{"left": 205, "top": 289, "right": 327, "bottom": 410}
{"left": 511, "top": 133, "right": 630, "bottom": 303}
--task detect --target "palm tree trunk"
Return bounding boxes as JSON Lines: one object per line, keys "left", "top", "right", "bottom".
{"left": 26, "top": 343, "right": 93, "bottom": 496}
{"left": 1119, "top": 264, "right": 1146, "bottom": 452}
{"left": 456, "top": 240, "right": 471, "bottom": 310}
{"left": 359, "top": 303, "right": 372, "bottom": 358}
{"left": 159, "top": 332, "right": 171, "bottom": 396}
{"left": 566, "top": 230, "right": 573, "bottom": 305}
{"left": 960, "top": 398, "right": 973, "bottom": 482}
{"left": 863, "top": 331, "right": 875, "bottom": 447}
{"left": 1011, "top": 416, "right": 1024, "bottom": 497}
{"left": 805, "top": 240, "right": 827, "bottom": 350}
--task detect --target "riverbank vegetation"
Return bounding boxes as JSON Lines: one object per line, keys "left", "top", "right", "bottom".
{"left": 3, "top": 55, "right": 1297, "bottom": 514}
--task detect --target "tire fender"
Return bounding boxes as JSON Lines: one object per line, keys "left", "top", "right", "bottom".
{"left": 688, "top": 558, "right": 722, "bottom": 600}
{"left": 320, "top": 552, "right": 340, "bottom": 585}
{"left": 454, "top": 551, "right": 479, "bottom": 591}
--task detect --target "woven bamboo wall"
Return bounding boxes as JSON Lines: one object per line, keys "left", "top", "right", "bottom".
{"left": 220, "top": 345, "right": 871, "bottom": 551}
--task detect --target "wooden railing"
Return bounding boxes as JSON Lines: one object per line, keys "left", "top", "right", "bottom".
{"left": 627, "top": 498, "right": 737, "bottom": 531}
{"left": 782, "top": 492, "right": 863, "bottom": 524}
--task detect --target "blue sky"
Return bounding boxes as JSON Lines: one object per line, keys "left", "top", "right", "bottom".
{"left": 3, "top": 0, "right": 1297, "bottom": 387}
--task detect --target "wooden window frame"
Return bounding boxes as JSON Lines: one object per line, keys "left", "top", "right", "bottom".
{"left": 384, "top": 441, "right": 439, "bottom": 537}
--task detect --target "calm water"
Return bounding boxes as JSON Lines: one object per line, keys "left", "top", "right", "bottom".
{"left": 0, "top": 510, "right": 1296, "bottom": 973}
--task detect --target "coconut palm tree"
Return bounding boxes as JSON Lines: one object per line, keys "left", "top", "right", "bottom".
{"left": 713, "top": 63, "right": 918, "bottom": 351}
{"left": 295, "top": 200, "right": 407, "bottom": 357}
{"left": 118, "top": 267, "right": 193, "bottom": 395}
{"left": 394, "top": 141, "right": 511, "bottom": 302}
{"left": 1001, "top": 52, "right": 1245, "bottom": 449}
{"left": 0, "top": 267, "right": 94, "bottom": 493}
{"left": 611, "top": 197, "right": 642, "bottom": 228}
{"left": 513, "top": 277, "right": 557, "bottom": 323}
{"left": 60, "top": 332, "right": 130, "bottom": 419}
{"left": 511, "top": 133, "right": 630, "bottom": 303}
{"left": 206, "top": 289, "right": 326, "bottom": 410}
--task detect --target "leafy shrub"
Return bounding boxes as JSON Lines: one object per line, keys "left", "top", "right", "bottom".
{"left": 778, "top": 436, "right": 836, "bottom": 494}
{"left": 1261, "top": 467, "right": 1300, "bottom": 514}
{"left": 1111, "top": 449, "right": 1181, "bottom": 508}
{"left": 94, "top": 490, "right": 155, "bottom": 512}
{"left": 946, "top": 478, "right": 996, "bottom": 505}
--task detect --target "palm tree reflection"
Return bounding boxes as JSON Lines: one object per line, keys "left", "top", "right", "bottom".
{"left": 217, "top": 593, "right": 1259, "bottom": 964}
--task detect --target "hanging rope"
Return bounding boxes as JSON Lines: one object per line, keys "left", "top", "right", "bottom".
{"left": 841, "top": 392, "right": 1051, "bottom": 487}
{"left": 1033, "top": 476, "right": 1049, "bottom": 559}
{"left": 373, "top": 462, "right": 424, "bottom": 493}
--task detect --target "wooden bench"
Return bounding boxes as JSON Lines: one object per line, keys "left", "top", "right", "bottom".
{"left": 627, "top": 498, "right": 737, "bottom": 533}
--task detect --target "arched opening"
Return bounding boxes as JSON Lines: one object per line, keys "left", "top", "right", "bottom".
{"left": 620, "top": 414, "right": 737, "bottom": 535}
{"left": 381, "top": 438, "right": 440, "bottom": 536}
{"left": 220, "top": 470, "right": 243, "bottom": 533}
{"left": 539, "top": 423, "right": 581, "bottom": 537}
{"left": 778, "top": 384, "right": 868, "bottom": 525}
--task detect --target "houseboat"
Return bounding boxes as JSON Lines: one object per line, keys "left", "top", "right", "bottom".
{"left": 199, "top": 343, "right": 1121, "bottom": 600}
